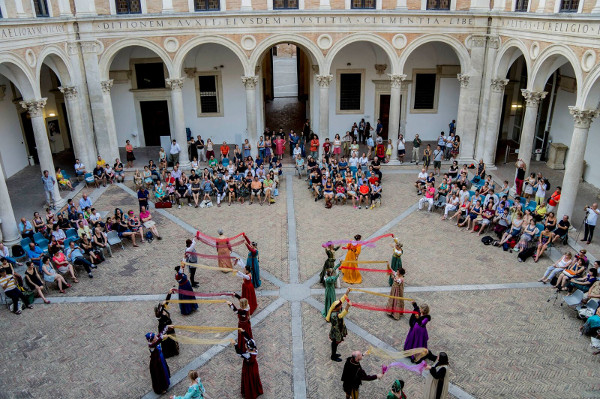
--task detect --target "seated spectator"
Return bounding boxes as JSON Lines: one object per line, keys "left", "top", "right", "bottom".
{"left": 555, "top": 258, "right": 587, "bottom": 290}
{"left": 580, "top": 307, "right": 600, "bottom": 337}
{"left": 551, "top": 215, "right": 570, "bottom": 244}
{"left": 201, "top": 177, "right": 214, "bottom": 204}
{"left": 142, "top": 166, "right": 153, "bottom": 189}
{"left": 357, "top": 181, "right": 371, "bottom": 209}
{"left": 1, "top": 259, "right": 23, "bottom": 287}
{"left": 26, "top": 242, "right": 45, "bottom": 270}
{"left": 370, "top": 181, "right": 382, "bottom": 209}
{"left": 213, "top": 174, "right": 227, "bottom": 207}
{"left": 533, "top": 226, "right": 553, "bottom": 262}
{"left": 263, "top": 173, "right": 275, "bottom": 206}
{"left": 414, "top": 168, "right": 427, "bottom": 195}
{"left": 93, "top": 163, "right": 107, "bottom": 187}
{"left": 515, "top": 219, "right": 539, "bottom": 253}
{"left": 497, "top": 180, "right": 510, "bottom": 197}
{"left": 539, "top": 251, "right": 573, "bottom": 283}
{"left": 335, "top": 182, "right": 347, "bottom": 205}
{"left": 41, "top": 256, "right": 71, "bottom": 293}
{"left": 498, "top": 211, "right": 524, "bottom": 247}
{"left": 80, "top": 233, "right": 102, "bottom": 264}
{"left": 581, "top": 270, "right": 600, "bottom": 304}
{"left": 154, "top": 181, "right": 167, "bottom": 202}
{"left": 250, "top": 176, "right": 263, "bottom": 205}
{"left": 56, "top": 214, "right": 70, "bottom": 230}
{"left": 323, "top": 177, "right": 334, "bottom": 208}
{"left": 19, "top": 217, "right": 35, "bottom": 240}
{"left": 56, "top": 167, "right": 74, "bottom": 190}
{"left": 96, "top": 155, "right": 106, "bottom": 168}
{"left": 113, "top": 158, "right": 125, "bottom": 183}
{"left": 442, "top": 193, "right": 460, "bottom": 221}
{"left": 92, "top": 226, "right": 110, "bottom": 259}
{"left": 77, "top": 220, "right": 92, "bottom": 239}
{"left": 459, "top": 199, "right": 481, "bottom": 230}
{"left": 140, "top": 206, "right": 161, "bottom": 239}
{"left": 89, "top": 208, "right": 103, "bottom": 226}
{"left": 79, "top": 193, "right": 93, "bottom": 210}
{"left": 483, "top": 189, "right": 498, "bottom": 210}
{"left": 475, "top": 202, "right": 495, "bottom": 236}
{"left": 66, "top": 240, "right": 97, "bottom": 276}
{"left": 295, "top": 154, "right": 305, "bottom": 179}
{"left": 164, "top": 172, "right": 176, "bottom": 204}
{"left": 104, "top": 163, "right": 115, "bottom": 184}
{"left": 48, "top": 236, "right": 64, "bottom": 254}
{"left": 52, "top": 249, "right": 85, "bottom": 280}
{"left": 544, "top": 212, "right": 557, "bottom": 231}
{"left": 190, "top": 172, "right": 202, "bottom": 208}
{"left": 533, "top": 202, "right": 547, "bottom": 222}
{"left": 567, "top": 268, "right": 598, "bottom": 293}
{"left": 175, "top": 172, "right": 190, "bottom": 209}
{"left": 127, "top": 210, "right": 145, "bottom": 244}
{"left": 74, "top": 159, "right": 86, "bottom": 176}
{"left": 0, "top": 243, "right": 18, "bottom": 266}
{"left": 24, "top": 261, "right": 50, "bottom": 304}
{"left": 0, "top": 267, "right": 33, "bottom": 314}
{"left": 32, "top": 211, "right": 47, "bottom": 236}
{"left": 137, "top": 186, "right": 150, "bottom": 211}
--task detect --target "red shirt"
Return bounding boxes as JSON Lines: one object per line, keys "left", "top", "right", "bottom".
{"left": 323, "top": 142, "right": 331, "bottom": 154}
{"left": 549, "top": 191, "right": 561, "bottom": 206}
{"left": 221, "top": 146, "right": 229, "bottom": 156}
{"left": 359, "top": 184, "right": 369, "bottom": 195}
{"left": 368, "top": 176, "right": 379, "bottom": 185}
{"left": 310, "top": 139, "right": 319, "bottom": 152}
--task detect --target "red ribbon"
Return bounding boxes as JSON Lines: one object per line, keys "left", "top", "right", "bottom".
{"left": 322, "top": 233, "right": 394, "bottom": 248}
{"left": 350, "top": 302, "right": 418, "bottom": 314}
{"left": 340, "top": 266, "right": 392, "bottom": 273}
{"left": 174, "top": 289, "right": 235, "bottom": 297}
{"left": 185, "top": 251, "right": 239, "bottom": 260}
{"left": 195, "top": 231, "right": 249, "bottom": 248}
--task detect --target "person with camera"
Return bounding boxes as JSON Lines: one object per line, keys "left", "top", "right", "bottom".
{"left": 582, "top": 203, "right": 599, "bottom": 245}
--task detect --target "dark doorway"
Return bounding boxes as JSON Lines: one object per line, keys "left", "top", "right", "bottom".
{"left": 379, "top": 94, "right": 390, "bottom": 140}
{"left": 61, "top": 102, "right": 73, "bottom": 150}
{"left": 20, "top": 111, "right": 37, "bottom": 164}
{"left": 140, "top": 101, "right": 170, "bottom": 146}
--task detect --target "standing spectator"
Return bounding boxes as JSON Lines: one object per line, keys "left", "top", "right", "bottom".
{"left": 535, "top": 178, "right": 547, "bottom": 205}
{"left": 358, "top": 118, "right": 365, "bottom": 143}
{"left": 514, "top": 159, "right": 526, "bottom": 196}
{"left": 310, "top": 134, "right": 320, "bottom": 160}
{"left": 376, "top": 118, "right": 383, "bottom": 138}
{"left": 397, "top": 134, "right": 405, "bottom": 164}
{"left": 41, "top": 170, "right": 57, "bottom": 209}
{"left": 125, "top": 139, "right": 135, "bottom": 168}
{"left": 582, "top": 203, "right": 600, "bottom": 245}
{"left": 433, "top": 146, "right": 443, "bottom": 176}
{"left": 195, "top": 135, "right": 205, "bottom": 162}
{"left": 547, "top": 186, "right": 561, "bottom": 213}
{"left": 445, "top": 132, "right": 455, "bottom": 160}
{"left": 0, "top": 268, "right": 33, "bottom": 315}
{"left": 170, "top": 139, "right": 181, "bottom": 165}
{"left": 449, "top": 119, "right": 456, "bottom": 133}
{"left": 412, "top": 134, "right": 422, "bottom": 164}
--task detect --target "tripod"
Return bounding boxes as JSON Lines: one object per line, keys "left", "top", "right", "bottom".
{"left": 576, "top": 209, "right": 590, "bottom": 242}
{"left": 546, "top": 289, "right": 564, "bottom": 306}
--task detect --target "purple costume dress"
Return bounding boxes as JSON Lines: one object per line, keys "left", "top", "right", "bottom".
{"left": 403, "top": 303, "right": 431, "bottom": 352}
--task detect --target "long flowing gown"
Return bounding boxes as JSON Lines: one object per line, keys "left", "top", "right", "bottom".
{"left": 239, "top": 272, "right": 258, "bottom": 315}
{"left": 241, "top": 352, "right": 263, "bottom": 399}
{"left": 319, "top": 246, "right": 340, "bottom": 285}
{"left": 423, "top": 365, "right": 449, "bottom": 399}
{"left": 341, "top": 244, "right": 362, "bottom": 284}
{"left": 246, "top": 244, "right": 261, "bottom": 288}
{"left": 230, "top": 303, "right": 253, "bottom": 350}
{"left": 175, "top": 270, "right": 198, "bottom": 315}
{"left": 389, "top": 248, "right": 403, "bottom": 286}
{"left": 148, "top": 328, "right": 171, "bottom": 394}
{"left": 386, "top": 276, "right": 405, "bottom": 320}
{"left": 216, "top": 237, "right": 233, "bottom": 270}
{"left": 322, "top": 266, "right": 342, "bottom": 317}
{"left": 157, "top": 294, "right": 180, "bottom": 358}
{"left": 403, "top": 303, "right": 430, "bottom": 351}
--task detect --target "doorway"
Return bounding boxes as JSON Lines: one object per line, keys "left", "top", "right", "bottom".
{"left": 378, "top": 94, "right": 390, "bottom": 140}
{"left": 140, "top": 100, "right": 170, "bottom": 146}
{"left": 20, "top": 111, "right": 37, "bottom": 164}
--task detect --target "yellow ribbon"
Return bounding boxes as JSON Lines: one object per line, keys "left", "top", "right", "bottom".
{"left": 164, "top": 334, "right": 235, "bottom": 345}
{"left": 366, "top": 346, "right": 428, "bottom": 361}
{"left": 349, "top": 288, "right": 413, "bottom": 301}
{"left": 172, "top": 325, "right": 241, "bottom": 333}
{"left": 180, "top": 261, "right": 237, "bottom": 274}
{"left": 343, "top": 260, "right": 389, "bottom": 264}
{"left": 167, "top": 299, "right": 229, "bottom": 304}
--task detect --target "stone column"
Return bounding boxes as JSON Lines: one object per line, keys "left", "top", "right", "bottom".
{"left": 593, "top": 0, "right": 600, "bottom": 13}
{"left": 316, "top": 74, "right": 333, "bottom": 160}
{"left": 15, "top": 0, "right": 27, "bottom": 18}
{"left": 57, "top": 0, "right": 72, "bottom": 16}
{"left": 482, "top": 78, "right": 509, "bottom": 166}
{"left": 557, "top": 107, "right": 599, "bottom": 219}
{"left": 242, "top": 76, "right": 259, "bottom": 158}
{"left": 388, "top": 74, "right": 406, "bottom": 161}
{"left": 20, "top": 99, "right": 64, "bottom": 208}
{"left": 0, "top": 160, "right": 20, "bottom": 246}
{"left": 59, "top": 86, "right": 93, "bottom": 169}
{"left": 518, "top": 89, "right": 547, "bottom": 173}
{"left": 100, "top": 79, "right": 120, "bottom": 161}
{"left": 455, "top": 74, "right": 472, "bottom": 160}
{"left": 166, "top": 78, "right": 190, "bottom": 168}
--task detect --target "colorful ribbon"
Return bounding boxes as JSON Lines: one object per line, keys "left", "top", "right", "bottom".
{"left": 322, "top": 233, "right": 394, "bottom": 248}
{"left": 166, "top": 299, "right": 229, "bottom": 304}
{"left": 165, "top": 334, "right": 235, "bottom": 345}
{"left": 343, "top": 260, "right": 389, "bottom": 264}
{"left": 184, "top": 251, "right": 239, "bottom": 260}
{"left": 349, "top": 302, "right": 418, "bottom": 314}
{"left": 174, "top": 289, "right": 235, "bottom": 297}
{"left": 172, "top": 325, "right": 241, "bottom": 333}
{"left": 181, "top": 261, "right": 237, "bottom": 274}
{"left": 195, "top": 231, "right": 248, "bottom": 247}
{"left": 349, "top": 288, "right": 413, "bottom": 301}
{"left": 366, "top": 346, "right": 428, "bottom": 361}
{"left": 340, "top": 267, "right": 392, "bottom": 273}
{"left": 382, "top": 361, "right": 428, "bottom": 375}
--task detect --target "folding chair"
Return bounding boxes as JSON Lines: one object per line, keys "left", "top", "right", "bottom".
{"left": 32, "top": 233, "right": 49, "bottom": 251}
{"left": 84, "top": 173, "right": 96, "bottom": 188}
{"left": 20, "top": 238, "right": 32, "bottom": 251}
{"left": 106, "top": 230, "right": 123, "bottom": 255}
{"left": 65, "top": 228, "right": 78, "bottom": 240}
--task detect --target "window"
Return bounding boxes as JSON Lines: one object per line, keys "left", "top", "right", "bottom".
{"left": 33, "top": 0, "right": 50, "bottom": 17}
{"left": 116, "top": 0, "right": 142, "bottom": 14}
{"left": 194, "top": 0, "right": 220, "bottom": 11}
{"left": 514, "top": 0, "right": 528, "bottom": 11}
{"left": 273, "top": 0, "right": 298, "bottom": 8}
{"left": 134, "top": 63, "right": 166, "bottom": 89}
{"left": 412, "top": 72, "right": 438, "bottom": 112}
{"left": 351, "top": 0, "right": 375, "bottom": 8}
{"left": 559, "top": 0, "right": 578, "bottom": 11}
{"left": 194, "top": 72, "right": 223, "bottom": 116}
{"left": 340, "top": 74, "right": 362, "bottom": 111}
{"left": 426, "top": 0, "right": 450, "bottom": 9}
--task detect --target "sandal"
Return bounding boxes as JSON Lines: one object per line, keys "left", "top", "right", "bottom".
{"left": 66, "top": 283, "right": 72, "bottom": 288}
{"left": 60, "top": 289, "right": 65, "bottom": 294}
{"left": 44, "top": 299, "right": 51, "bottom": 304}
{"left": 73, "top": 279, "right": 79, "bottom": 283}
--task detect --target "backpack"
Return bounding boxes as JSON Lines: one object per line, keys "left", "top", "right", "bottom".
{"left": 145, "top": 231, "right": 154, "bottom": 242}
{"left": 481, "top": 236, "right": 494, "bottom": 245}
{"left": 544, "top": 178, "right": 550, "bottom": 191}
{"left": 11, "top": 245, "right": 25, "bottom": 257}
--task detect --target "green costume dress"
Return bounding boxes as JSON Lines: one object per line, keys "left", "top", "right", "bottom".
{"left": 321, "top": 264, "right": 342, "bottom": 317}
{"left": 389, "top": 247, "right": 403, "bottom": 286}
{"left": 329, "top": 309, "right": 348, "bottom": 343}
{"left": 320, "top": 246, "right": 340, "bottom": 285}
{"left": 386, "top": 392, "right": 407, "bottom": 399}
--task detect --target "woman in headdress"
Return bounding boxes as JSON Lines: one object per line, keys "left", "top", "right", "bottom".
{"left": 155, "top": 293, "right": 179, "bottom": 358}
{"left": 244, "top": 237, "right": 261, "bottom": 288}
{"left": 145, "top": 325, "right": 171, "bottom": 394}
{"left": 326, "top": 290, "right": 351, "bottom": 362}
{"left": 322, "top": 264, "right": 342, "bottom": 317}
{"left": 227, "top": 297, "right": 253, "bottom": 351}
{"left": 216, "top": 229, "right": 233, "bottom": 271}
{"left": 389, "top": 239, "right": 403, "bottom": 286}
{"left": 386, "top": 379, "right": 407, "bottom": 399}
{"left": 237, "top": 330, "right": 264, "bottom": 399}
{"left": 404, "top": 301, "right": 431, "bottom": 357}
{"left": 387, "top": 268, "right": 406, "bottom": 320}
{"left": 237, "top": 264, "right": 258, "bottom": 315}
{"left": 423, "top": 352, "right": 450, "bottom": 399}
{"left": 320, "top": 242, "right": 340, "bottom": 285}
{"left": 342, "top": 235, "right": 363, "bottom": 284}
{"left": 174, "top": 265, "right": 198, "bottom": 315}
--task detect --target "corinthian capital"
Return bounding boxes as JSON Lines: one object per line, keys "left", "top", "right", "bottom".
{"left": 389, "top": 74, "right": 407, "bottom": 89}
{"left": 20, "top": 98, "right": 47, "bottom": 118}
{"left": 521, "top": 89, "right": 547, "bottom": 107}
{"left": 457, "top": 74, "right": 470, "bottom": 88}
{"left": 490, "top": 78, "right": 509, "bottom": 93}
{"left": 241, "top": 76, "right": 259, "bottom": 89}
{"left": 316, "top": 75, "right": 333, "bottom": 88}
{"left": 166, "top": 78, "right": 185, "bottom": 91}
{"left": 101, "top": 80, "right": 114, "bottom": 93}
{"left": 59, "top": 86, "right": 78, "bottom": 100}
{"left": 568, "top": 106, "right": 599, "bottom": 129}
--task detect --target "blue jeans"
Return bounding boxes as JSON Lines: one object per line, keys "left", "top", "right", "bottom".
{"left": 1, "top": 256, "right": 16, "bottom": 265}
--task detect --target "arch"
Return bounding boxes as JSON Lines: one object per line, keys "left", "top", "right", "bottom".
{"left": 173, "top": 36, "right": 249, "bottom": 78}
{"left": 324, "top": 33, "right": 399, "bottom": 75}
{"left": 36, "top": 45, "right": 75, "bottom": 90}
{"left": 249, "top": 34, "right": 325, "bottom": 76}
{"left": 398, "top": 34, "right": 471, "bottom": 75}
{"left": 0, "top": 52, "right": 38, "bottom": 99}
{"left": 529, "top": 44, "right": 583, "bottom": 102}
{"left": 494, "top": 39, "right": 531, "bottom": 81}
{"left": 580, "top": 63, "right": 600, "bottom": 109}
{"left": 98, "top": 38, "right": 174, "bottom": 81}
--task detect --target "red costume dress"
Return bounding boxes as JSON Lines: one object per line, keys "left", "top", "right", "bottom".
{"left": 229, "top": 302, "right": 253, "bottom": 350}
{"left": 238, "top": 271, "right": 258, "bottom": 315}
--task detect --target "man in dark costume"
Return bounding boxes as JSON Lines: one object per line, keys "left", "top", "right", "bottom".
{"left": 340, "top": 350, "right": 382, "bottom": 399}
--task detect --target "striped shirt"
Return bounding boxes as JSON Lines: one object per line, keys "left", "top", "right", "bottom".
{"left": 0, "top": 275, "right": 16, "bottom": 292}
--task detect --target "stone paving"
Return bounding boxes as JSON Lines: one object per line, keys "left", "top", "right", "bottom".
{"left": 2, "top": 166, "right": 599, "bottom": 399}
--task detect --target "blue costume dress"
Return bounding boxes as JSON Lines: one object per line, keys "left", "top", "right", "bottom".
{"left": 246, "top": 243, "right": 261, "bottom": 288}
{"left": 146, "top": 326, "right": 171, "bottom": 394}
{"left": 173, "top": 377, "right": 206, "bottom": 399}
{"left": 175, "top": 269, "right": 198, "bottom": 315}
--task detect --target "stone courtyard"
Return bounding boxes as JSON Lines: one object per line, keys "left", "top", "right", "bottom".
{"left": 1, "top": 167, "right": 599, "bottom": 399}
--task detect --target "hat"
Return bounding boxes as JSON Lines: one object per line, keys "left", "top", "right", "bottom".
{"left": 392, "top": 380, "right": 404, "bottom": 393}
{"left": 325, "top": 294, "right": 349, "bottom": 322}
{"left": 145, "top": 332, "right": 155, "bottom": 342}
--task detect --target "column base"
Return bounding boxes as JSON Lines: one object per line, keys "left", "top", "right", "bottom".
{"left": 54, "top": 196, "right": 68, "bottom": 210}
{"left": 178, "top": 161, "right": 192, "bottom": 170}
{"left": 484, "top": 163, "right": 498, "bottom": 170}
{"left": 384, "top": 160, "right": 402, "bottom": 166}
{"left": 3, "top": 235, "right": 22, "bottom": 247}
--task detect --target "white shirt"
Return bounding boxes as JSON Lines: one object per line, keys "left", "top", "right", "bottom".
{"left": 446, "top": 136, "right": 454, "bottom": 148}
{"left": 397, "top": 138, "right": 405, "bottom": 150}
{"left": 358, "top": 156, "right": 368, "bottom": 166}
{"left": 417, "top": 172, "right": 427, "bottom": 181}
{"left": 170, "top": 143, "right": 181, "bottom": 154}
{"left": 293, "top": 147, "right": 302, "bottom": 157}
{"left": 74, "top": 162, "right": 85, "bottom": 172}
{"left": 89, "top": 212, "right": 101, "bottom": 223}
{"left": 586, "top": 208, "right": 599, "bottom": 226}
{"left": 171, "top": 169, "right": 182, "bottom": 179}
{"left": 348, "top": 157, "right": 359, "bottom": 167}
{"left": 535, "top": 181, "right": 546, "bottom": 198}
{"left": 459, "top": 189, "right": 470, "bottom": 204}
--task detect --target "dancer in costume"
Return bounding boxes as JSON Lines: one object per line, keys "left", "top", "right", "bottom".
{"left": 237, "top": 264, "right": 258, "bottom": 315}
{"left": 174, "top": 265, "right": 198, "bottom": 315}
{"left": 423, "top": 352, "right": 449, "bottom": 399}
{"left": 320, "top": 242, "right": 340, "bottom": 285}
{"left": 146, "top": 325, "right": 171, "bottom": 394}
{"left": 342, "top": 235, "right": 363, "bottom": 284}
{"left": 236, "top": 330, "right": 264, "bottom": 399}
{"left": 155, "top": 293, "right": 179, "bottom": 358}
{"left": 227, "top": 297, "right": 253, "bottom": 351}
{"left": 404, "top": 301, "right": 431, "bottom": 357}
{"left": 387, "top": 268, "right": 406, "bottom": 320}
{"left": 386, "top": 379, "right": 407, "bottom": 399}
{"left": 326, "top": 290, "right": 351, "bottom": 362}
{"left": 184, "top": 237, "right": 199, "bottom": 288}
{"left": 389, "top": 239, "right": 403, "bottom": 286}
{"left": 340, "top": 350, "right": 382, "bottom": 399}
{"left": 216, "top": 229, "right": 233, "bottom": 271}
{"left": 244, "top": 237, "right": 261, "bottom": 288}
{"left": 322, "top": 264, "right": 342, "bottom": 317}
{"left": 170, "top": 370, "right": 206, "bottom": 399}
